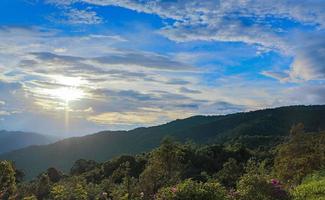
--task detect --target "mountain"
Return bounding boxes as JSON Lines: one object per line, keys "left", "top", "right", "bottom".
{"left": 1, "top": 105, "right": 325, "bottom": 180}
{"left": 0, "top": 130, "right": 58, "bottom": 154}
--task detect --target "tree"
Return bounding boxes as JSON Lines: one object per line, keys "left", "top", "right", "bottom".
{"left": 47, "top": 167, "right": 63, "bottom": 183}
{"left": 0, "top": 160, "right": 17, "bottom": 199}
{"left": 70, "top": 159, "right": 98, "bottom": 176}
{"left": 37, "top": 173, "right": 50, "bottom": 199}
{"left": 71, "top": 183, "right": 88, "bottom": 200}
{"left": 50, "top": 184, "right": 69, "bottom": 200}
{"left": 139, "top": 138, "right": 185, "bottom": 199}
{"left": 274, "top": 126, "right": 325, "bottom": 186}
{"left": 50, "top": 176, "right": 88, "bottom": 200}
{"left": 216, "top": 158, "right": 243, "bottom": 188}
{"left": 14, "top": 168, "right": 25, "bottom": 184}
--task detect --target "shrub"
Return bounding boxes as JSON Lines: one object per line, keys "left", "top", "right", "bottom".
{"left": 236, "top": 160, "right": 289, "bottom": 200}
{"left": 237, "top": 175, "right": 290, "bottom": 200}
{"left": 292, "top": 170, "right": 325, "bottom": 200}
{"left": 156, "top": 179, "right": 228, "bottom": 200}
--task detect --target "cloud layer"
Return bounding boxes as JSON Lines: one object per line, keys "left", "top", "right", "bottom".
{"left": 48, "top": 0, "right": 325, "bottom": 81}
{"left": 0, "top": 1, "right": 324, "bottom": 136}
{"left": 0, "top": 26, "right": 253, "bottom": 135}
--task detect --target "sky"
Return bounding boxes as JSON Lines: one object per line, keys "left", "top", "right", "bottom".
{"left": 0, "top": 0, "right": 324, "bottom": 137}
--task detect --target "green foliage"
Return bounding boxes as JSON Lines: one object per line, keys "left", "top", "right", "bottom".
{"left": 14, "top": 168, "right": 25, "bottom": 183}
{"left": 188, "top": 144, "right": 251, "bottom": 179}
{"left": 50, "top": 184, "right": 69, "bottom": 200}
{"left": 0, "top": 160, "right": 17, "bottom": 199}
{"left": 47, "top": 167, "right": 63, "bottom": 183}
{"left": 3, "top": 126, "right": 325, "bottom": 200}
{"left": 292, "top": 170, "right": 325, "bottom": 200}
{"left": 16, "top": 181, "right": 38, "bottom": 200}
{"left": 139, "top": 138, "right": 185, "bottom": 198}
{"left": 71, "top": 159, "right": 98, "bottom": 176}
{"left": 156, "top": 179, "right": 228, "bottom": 200}
{"left": 72, "top": 183, "right": 88, "bottom": 200}
{"left": 50, "top": 177, "right": 88, "bottom": 200}
{"left": 274, "top": 124, "right": 325, "bottom": 186}
{"left": 84, "top": 183, "right": 102, "bottom": 200}
{"left": 216, "top": 158, "right": 243, "bottom": 188}
{"left": 37, "top": 173, "right": 50, "bottom": 199}
{"left": 103, "top": 155, "right": 146, "bottom": 182}
{"left": 236, "top": 160, "right": 289, "bottom": 200}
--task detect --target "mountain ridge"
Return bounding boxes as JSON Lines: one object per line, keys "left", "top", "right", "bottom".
{"left": 1, "top": 105, "right": 325, "bottom": 180}
{"left": 0, "top": 130, "right": 59, "bottom": 154}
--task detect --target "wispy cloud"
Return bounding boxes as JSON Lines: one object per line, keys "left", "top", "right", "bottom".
{"left": 51, "top": 8, "right": 103, "bottom": 25}
{"left": 48, "top": 0, "right": 325, "bottom": 82}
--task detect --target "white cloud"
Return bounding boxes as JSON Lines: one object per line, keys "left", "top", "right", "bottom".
{"left": 288, "top": 33, "right": 325, "bottom": 80}
{"left": 261, "top": 71, "right": 290, "bottom": 83}
{"left": 54, "top": 48, "right": 67, "bottom": 53}
{"left": 87, "top": 108, "right": 193, "bottom": 125}
{"left": 0, "top": 111, "right": 10, "bottom": 116}
{"left": 48, "top": 0, "right": 325, "bottom": 81}
{"left": 285, "top": 84, "right": 325, "bottom": 105}
{"left": 61, "top": 8, "right": 103, "bottom": 25}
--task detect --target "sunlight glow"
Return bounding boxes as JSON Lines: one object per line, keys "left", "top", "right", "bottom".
{"left": 52, "top": 75, "right": 87, "bottom": 87}
{"left": 51, "top": 87, "right": 85, "bottom": 102}
{"left": 36, "top": 75, "right": 87, "bottom": 133}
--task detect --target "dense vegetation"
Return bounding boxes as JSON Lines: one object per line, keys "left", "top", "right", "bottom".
{"left": 1, "top": 105, "right": 325, "bottom": 180}
{"left": 1, "top": 123, "right": 324, "bottom": 200}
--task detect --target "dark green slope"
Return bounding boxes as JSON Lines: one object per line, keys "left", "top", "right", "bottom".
{"left": 1, "top": 105, "right": 325, "bottom": 179}
{"left": 0, "top": 131, "right": 58, "bottom": 154}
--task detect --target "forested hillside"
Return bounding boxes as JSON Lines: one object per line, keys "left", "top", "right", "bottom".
{"left": 1, "top": 105, "right": 325, "bottom": 180}
{"left": 1, "top": 125, "right": 324, "bottom": 200}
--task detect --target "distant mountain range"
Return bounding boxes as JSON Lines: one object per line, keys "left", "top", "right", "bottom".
{"left": 0, "top": 130, "right": 58, "bottom": 154}
{"left": 1, "top": 105, "right": 325, "bottom": 180}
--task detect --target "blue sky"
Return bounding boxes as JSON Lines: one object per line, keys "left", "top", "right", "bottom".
{"left": 0, "top": 0, "right": 324, "bottom": 137}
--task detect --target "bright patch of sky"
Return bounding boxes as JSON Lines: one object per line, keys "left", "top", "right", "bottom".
{"left": 0, "top": 0, "right": 324, "bottom": 137}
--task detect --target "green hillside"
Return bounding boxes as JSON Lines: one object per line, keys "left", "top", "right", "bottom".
{"left": 1, "top": 105, "right": 325, "bottom": 179}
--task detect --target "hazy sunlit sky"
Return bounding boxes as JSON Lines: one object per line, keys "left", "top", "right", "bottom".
{"left": 0, "top": 0, "right": 324, "bottom": 137}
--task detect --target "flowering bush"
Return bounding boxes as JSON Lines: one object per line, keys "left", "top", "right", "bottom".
{"left": 236, "top": 174, "right": 290, "bottom": 200}
{"left": 155, "top": 179, "right": 228, "bottom": 200}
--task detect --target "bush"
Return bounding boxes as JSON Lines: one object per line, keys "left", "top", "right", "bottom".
{"left": 156, "top": 179, "right": 228, "bottom": 200}
{"left": 237, "top": 175, "right": 289, "bottom": 200}
{"left": 236, "top": 160, "right": 289, "bottom": 200}
{"left": 292, "top": 170, "right": 325, "bottom": 200}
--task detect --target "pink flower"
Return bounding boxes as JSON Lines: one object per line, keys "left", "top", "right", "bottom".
{"left": 171, "top": 187, "right": 177, "bottom": 193}
{"left": 271, "top": 179, "right": 280, "bottom": 185}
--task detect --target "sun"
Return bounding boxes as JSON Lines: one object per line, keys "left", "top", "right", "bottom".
{"left": 52, "top": 87, "right": 85, "bottom": 102}
{"left": 44, "top": 75, "right": 87, "bottom": 103}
